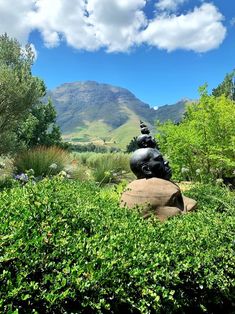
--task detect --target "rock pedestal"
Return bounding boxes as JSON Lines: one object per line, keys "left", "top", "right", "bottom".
{"left": 120, "top": 178, "right": 196, "bottom": 221}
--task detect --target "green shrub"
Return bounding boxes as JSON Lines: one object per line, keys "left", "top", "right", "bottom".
{"left": 14, "top": 146, "right": 69, "bottom": 177}
{"left": 156, "top": 91, "right": 235, "bottom": 183}
{"left": 70, "top": 143, "right": 120, "bottom": 153}
{"left": 184, "top": 182, "right": 235, "bottom": 213}
{"left": 0, "top": 179, "right": 234, "bottom": 313}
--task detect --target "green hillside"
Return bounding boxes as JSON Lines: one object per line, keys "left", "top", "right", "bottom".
{"left": 47, "top": 81, "right": 192, "bottom": 148}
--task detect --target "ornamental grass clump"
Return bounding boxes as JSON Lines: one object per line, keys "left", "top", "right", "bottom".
{"left": 0, "top": 156, "right": 14, "bottom": 189}
{"left": 0, "top": 179, "right": 234, "bottom": 313}
{"left": 87, "top": 152, "right": 131, "bottom": 184}
{"left": 14, "top": 146, "right": 69, "bottom": 177}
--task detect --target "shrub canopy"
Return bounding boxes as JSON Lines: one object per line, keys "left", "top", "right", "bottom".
{"left": 0, "top": 178, "right": 234, "bottom": 313}
{"left": 156, "top": 86, "right": 235, "bottom": 181}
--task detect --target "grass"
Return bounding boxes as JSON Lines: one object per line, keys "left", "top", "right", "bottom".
{"left": 61, "top": 108, "right": 153, "bottom": 149}
{"left": 1, "top": 151, "right": 134, "bottom": 186}
{"left": 14, "top": 146, "right": 70, "bottom": 177}
{"left": 74, "top": 152, "right": 134, "bottom": 184}
{"left": 0, "top": 156, "right": 14, "bottom": 189}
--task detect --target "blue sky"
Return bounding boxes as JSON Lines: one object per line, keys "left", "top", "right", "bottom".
{"left": 1, "top": 0, "right": 234, "bottom": 107}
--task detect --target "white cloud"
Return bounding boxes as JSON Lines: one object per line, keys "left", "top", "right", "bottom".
{"left": 29, "top": 0, "right": 98, "bottom": 50}
{"left": 0, "top": 0, "right": 227, "bottom": 53}
{"left": 0, "top": 0, "right": 35, "bottom": 44}
{"left": 155, "top": 0, "right": 187, "bottom": 12}
{"left": 140, "top": 3, "right": 226, "bottom": 52}
{"left": 86, "top": 0, "right": 147, "bottom": 52}
{"left": 27, "top": 0, "right": 148, "bottom": 52}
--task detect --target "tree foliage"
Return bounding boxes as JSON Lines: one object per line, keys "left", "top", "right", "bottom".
{"left": 0, "top": 34, "right": 44, "bottom": 153}
{"left": 0, "top": 33, "right": 64, "bottom": 154}
{"left": 16, "top": 99, "right": 63, "bottom": 149}
{"left": 126, "top": 136, "right": 138, "bottom": 153}
{"left": 156, "top": 85, "right": 235, "bottom": 181}
{"left": 212, "top": 70, "right": 235, "bottom": 100}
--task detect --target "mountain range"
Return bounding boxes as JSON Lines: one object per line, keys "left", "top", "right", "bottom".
{"left": 47, "top": 81, "right": 193, "bottom": 148}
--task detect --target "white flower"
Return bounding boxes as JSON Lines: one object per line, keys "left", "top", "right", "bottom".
{"left": 49, "top": 163, "right": 58, "bottom": 170}
{"left": 216, "top": 178, "right": 223, "bottom": 185}
{"left": 181, "top": 167, "right": 189, "bottom": 174}
{"left": 196, "top": 169, "right": 201, "bottom": 175}
{"left": 59, "top": 170, "right": 67, "bottom": 177}
{"left": 0, "top": 162, "right": 6, "bottom": 169}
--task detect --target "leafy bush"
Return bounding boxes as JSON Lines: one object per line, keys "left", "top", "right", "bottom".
{"left": 70, "top": 143, "right": 121, "bottom": 153}
{"left": 184, "top": 182, "right": 235, "bottom": 213}
{"left": 14, "top": 146, "right": 69, "bottom": 177}
{"left": 0, "top": 179, "right": 234, "bottom": 313}
{"left": 126, "top": 136, "right": 138, "bottom": 153}
{"left": 156, "top": 88, "right": 235, "bottom": 182}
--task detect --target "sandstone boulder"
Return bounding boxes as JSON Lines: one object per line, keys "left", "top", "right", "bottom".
{"left": 120, "top": 178, "right": 196, "bottom": 221}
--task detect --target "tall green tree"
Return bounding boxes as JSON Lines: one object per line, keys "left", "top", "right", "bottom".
{"left": 0, "top": 33, "right": 64, "bottom": 154}
{"left": 126, "top": 136, "right": 138, "bottom": 153}
{"left": 157, "top": 86, "right": 235, "bottom": 181}
{"left": 16, "top": 99, "right": 63, "bottom": 149}
{"left": 0, "top": 34, "right": 44, "bottom": 153}
{"left": 212, "top": 70, "right": 235, "bottom": 100}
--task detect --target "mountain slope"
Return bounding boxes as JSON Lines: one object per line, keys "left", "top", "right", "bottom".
{"left": 154, "top": 98, "right": 191, "bottom": 123}
{"left": 47, "top": 81, "right": 192, "bottom": 148}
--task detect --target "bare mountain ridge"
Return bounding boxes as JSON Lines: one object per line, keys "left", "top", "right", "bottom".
{"left": 47, "top": 81, "right": 192, "bottom": 147}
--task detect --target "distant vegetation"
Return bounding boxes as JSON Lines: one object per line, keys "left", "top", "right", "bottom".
{"left": 47, "top": 81, "right": 191, "bottom": 148}
{"left": 126, "top": 136, "right": 138, "bottom": 153}
{"left": 70, "top": 143, "right": 121, "bottom": 153}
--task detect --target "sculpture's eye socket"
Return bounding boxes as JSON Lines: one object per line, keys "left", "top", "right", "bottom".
{"left": 153, "top": 155, "right": 163, "bottom": 162}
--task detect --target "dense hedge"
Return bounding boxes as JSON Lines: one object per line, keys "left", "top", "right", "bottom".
{"left": 0, "top": 178, "right": 234, "bottom": 313}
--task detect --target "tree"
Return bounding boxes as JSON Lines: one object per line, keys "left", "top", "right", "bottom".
{"left": 0, "top": 34, "right": 65, "bottom": 154}
{"left": 212, "top": 70, "right": 235, "bottom": 100}
{"left": 156, "top": 86, "right": 235, "bottom": 182}
{"left": 126, "top": 136, "right": 138, "bottom": 153}
{"left": 16, "top": 99, "right": 63, "bottom": 149}
{"left": 0, "top": 33, "right": 44, "bottom": 154}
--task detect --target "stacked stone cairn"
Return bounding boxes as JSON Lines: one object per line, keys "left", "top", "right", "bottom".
{"left": 120, "top": 121, "right": 197, "bottom": 221}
